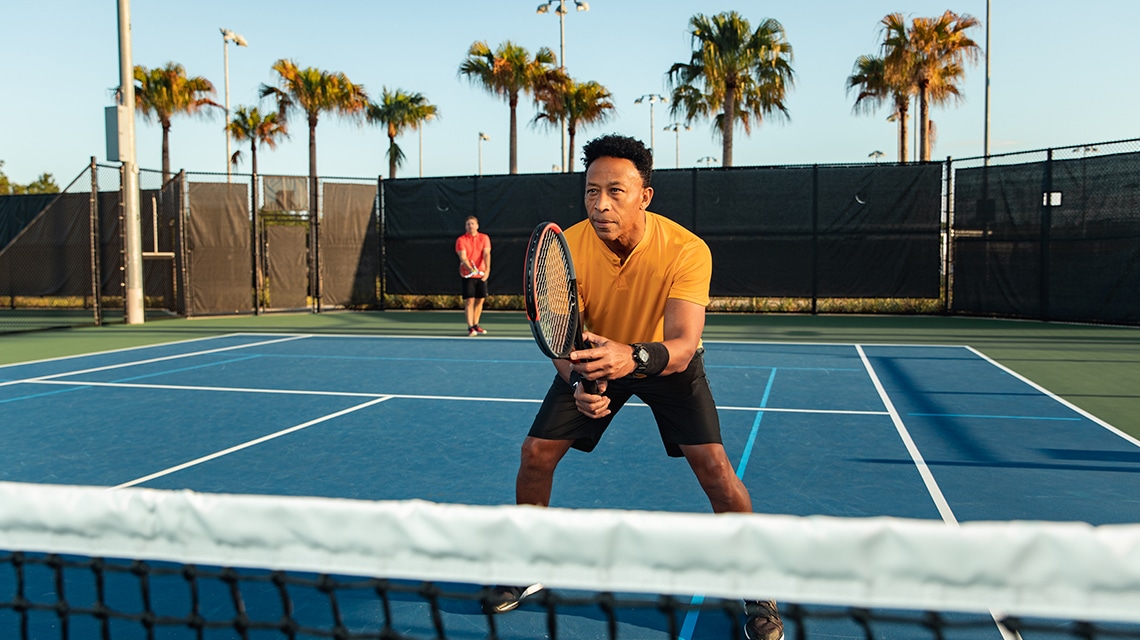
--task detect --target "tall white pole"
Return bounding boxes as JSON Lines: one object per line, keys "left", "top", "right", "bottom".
{"left": 558, "top": 0, "right": 567, "bottom": 173}
{"left": 224, "top": 37, "right": 231, "bottom": 181}
{"left": 117, "top": 0, "right": 144, "bottom": 324}
{"left": 984, "top": 0, "right": 991, "bottom": 165}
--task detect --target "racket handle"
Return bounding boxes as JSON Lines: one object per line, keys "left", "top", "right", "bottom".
{"left": 581, "top": 378, "right": 600, "bottom": 394}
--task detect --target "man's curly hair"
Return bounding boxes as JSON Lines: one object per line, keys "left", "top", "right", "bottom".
{"left": 581, "top": 134, "right": 653, "bottom": 187}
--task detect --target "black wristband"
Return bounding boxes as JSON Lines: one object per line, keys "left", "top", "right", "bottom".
{"left": 630, "top": 342, "right": 669, "bottom": 377}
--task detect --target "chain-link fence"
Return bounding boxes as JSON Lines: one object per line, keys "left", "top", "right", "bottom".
{"left": 4, "top": 138, "right": 1139, "bottom": 333}
{"left": 947, "top": 138, "right": 1140, "bottom": 324}
{"left": 0, "top": 159, "right": 124, "bottom": 334}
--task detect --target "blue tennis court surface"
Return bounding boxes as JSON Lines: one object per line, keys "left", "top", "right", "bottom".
{"left": 2, "top": 333, "right": 1139, "bottom": 639}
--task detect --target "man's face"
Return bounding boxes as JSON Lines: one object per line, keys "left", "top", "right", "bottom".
{"left": 584, "top": 156, "right": 652, "bottom": 247}
{"left": 465, "top": 218, "right": 479, "bottom": 235}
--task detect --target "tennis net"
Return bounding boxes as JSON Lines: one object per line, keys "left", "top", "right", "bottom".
{"left": 2, "top": 480, "right": 1140, "bottom": 640}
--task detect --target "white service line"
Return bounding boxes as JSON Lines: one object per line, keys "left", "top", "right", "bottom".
{"left": 1, "top": 334, "right": 310, "bottom": 388}
{"left": 856, "top": 344, "right": 1023, "bottom": 640}
{"left": 111, "top": 395, "right": 393, "bottom": 490}
{"left": 854, "top": 344, "right": 956, "bottom": 525}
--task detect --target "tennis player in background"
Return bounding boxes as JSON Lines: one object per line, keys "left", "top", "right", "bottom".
{"left": 486, "top": 135, "right": 783, "bottom": 640}
{"left": 455, "top": 215, "right": 491, "bottom": 336}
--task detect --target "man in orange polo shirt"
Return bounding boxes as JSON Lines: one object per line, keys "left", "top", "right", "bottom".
{"left": 486, "top": 135, "right": 783, "bottom": 640}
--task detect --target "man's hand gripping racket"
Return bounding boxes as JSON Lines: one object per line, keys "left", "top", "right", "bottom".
{"left": 523, "top": 222, "right": 600, "bottom": 395}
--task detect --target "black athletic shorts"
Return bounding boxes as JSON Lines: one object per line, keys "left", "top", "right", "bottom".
{"left": 461, "top": 278, "right": 488, "bottom": 299}
{"left": 527, "top": 349, "right": 720, "bottom": 458}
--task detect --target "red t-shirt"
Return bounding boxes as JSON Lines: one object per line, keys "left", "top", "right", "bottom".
{"left": 455, "top": 232, "right": 491, "bottom": 272}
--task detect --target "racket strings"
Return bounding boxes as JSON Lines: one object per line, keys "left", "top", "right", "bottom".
{"left": 535, "top": 231, "right": 576, "bottom": 357}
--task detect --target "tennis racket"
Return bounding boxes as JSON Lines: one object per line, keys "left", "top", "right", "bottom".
{"left": 459, "top": 263, "right": 485, "bottom": 278}
{"left": 523, "top": 222, "right": 598, "bottom": 394}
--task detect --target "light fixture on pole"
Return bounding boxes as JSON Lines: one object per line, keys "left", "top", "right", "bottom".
{"left": 478, "top": 132, "right": 491, "bottom": 176}
{"left": 536, "top": 0, "right": 589, "bottom": 173}
{"left": 635, "top": 94, "right": 667, "bottom": 162}
{"left": 663, "top": 122, "right": 690, "bottom": 169}
{"left": 697, "top": 156, "right": 719, "bottom": 168}
{"left": 221, "top": 28, "right": 248, "bottom": 183}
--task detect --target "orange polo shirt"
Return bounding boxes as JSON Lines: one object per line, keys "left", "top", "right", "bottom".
{"left": 563, "top": 212, "right": 711, "bottom": 344}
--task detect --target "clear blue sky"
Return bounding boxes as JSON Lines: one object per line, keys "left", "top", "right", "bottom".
{"left": 2, "top": 1, "right": 1136, "bottom": 186}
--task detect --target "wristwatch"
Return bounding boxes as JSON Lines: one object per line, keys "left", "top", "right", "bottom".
{"left": 630, "top": 343, "right": 650, "bottom": 376}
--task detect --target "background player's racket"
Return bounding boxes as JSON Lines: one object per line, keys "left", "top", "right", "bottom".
{"left": 523, "top": 222, "right": 598, "bottom": 393}
{"left": 459, "top": 263, "right": 485, "bottom": 278}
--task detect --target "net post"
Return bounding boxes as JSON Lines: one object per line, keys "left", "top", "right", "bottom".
{"left": 1040, "top": 148, "right": 1054, "bottom": 321}
{"left": 251, "top": 171, "right": 262, "bottom": 315}
{"left": 942, "top": 155, "right": 953, "bottom": 315}
{"left": 89, "top": 156, "right": 103, "bottom": 326}
{"left": 376, "top": 174, "right": 386, "bottom": 311}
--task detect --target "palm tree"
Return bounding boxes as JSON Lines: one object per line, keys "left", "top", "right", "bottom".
{"left": 133, "top": 62, "right": 219, "bottom": 184}
{"left": 667, "top": 12, "right": 795, "bottom": 167}
{"left": 226, "top": 106, "right": 288, "bottom": 177}
{"left": 260, "top": 59, "right": 368, "bottom": 214}
{"left": 366, "top": 89, "right": 439, "bottom": 180}
{"left": 882, "top": 11, "right": 981, "bottom": 162}
{"left": 260, "top": 59, "right": 367, "bottom": 311}
{"left": 846, "top": 54, "right": 912, "bottom": 164}
{"left": 459, "top": 40, "right": 557, "bottom": 174}
{"left": 533, "top": 76, "right": 615, "bottom": 172}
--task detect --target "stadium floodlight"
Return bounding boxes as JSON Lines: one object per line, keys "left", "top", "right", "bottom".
{"left": 478, "top": 132, "right": 491, "bottom": 176}
{"left": 663, "top": 122, "right": 691, "bottom": 169}
{"left": 536, "top": 0, "right": 589, "bottom": 172}
{"left": 635, "top": 94, "right": 668, "bottom": 161}
{"left": 221, "top": 28, "right": 248, "bottom": 182}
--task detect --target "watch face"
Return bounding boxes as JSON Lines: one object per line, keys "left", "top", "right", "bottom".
{"left": 635, "top": 346, "right": 649, "bottom": 364}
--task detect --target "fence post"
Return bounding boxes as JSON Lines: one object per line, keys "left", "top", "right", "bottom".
{"left": 377, "top": 174, "right": 385, "bottom": 311}
{"left": 251, "top": 172, "right": 262, "bottom": 315}
{"left": 811, "top": 164, "right": 819, "bottom": 315}
{"left": 1040, "top": 149, "right": 1054, "bottom": 321}
{"left": 89, "top": 157, "right": 103, "bottom": 326}
{"left": 942, "top": 156, "right": 952, "bottom": 315}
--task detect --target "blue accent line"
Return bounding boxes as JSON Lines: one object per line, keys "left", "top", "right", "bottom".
{"left": 908, "top": 412, "right": 1081, "bottom": 422}
{"left": 678, "top": 594, "right": 705, "bottom": 639}
{"left": 737, "top": 368, "right": 777, "bottom": 480}
{"left": 112, "top": 355, "right": 262, "bottom": 383}
{"left": 680, "top": 369, "right": 778, "bottom": 639}
{"left": 0, "top": 384, "right": 90, "bottom": 405}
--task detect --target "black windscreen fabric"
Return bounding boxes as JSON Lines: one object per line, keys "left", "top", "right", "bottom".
{"left": 0, "top": 193, "right": 90, "bottom": 298}
{"left": 953, "top": 152, "right": 1140, "bottom": 323}
{"left": 321, "top": 183, "right": 379, "bottom": 308}
{"left": 185, "top": 182, "right": 252, "bottom": 315}
{"left": 266, "top": 225, "right": 307, "bottom": 310}
{"left": 381, "top": 166, "right": 943, "bottom": 298}
{"left": 0, "top": 194, "right": 57, "bottom": 250}
{"left": 383, "top": 174, "right": 584, "bottom": 296}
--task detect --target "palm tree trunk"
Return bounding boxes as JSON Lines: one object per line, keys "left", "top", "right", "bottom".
{"left": 388, "top": 135, "right": 398, "bottom": 180}
{"left": 509, "top": 92, "right": 519, "bottom": 174}
{"left": 251, "top": 140, "right": 258, "bottom": 177}
{"left": 918, "top": 86, "right": 930, "bottom": 162}
{"left": 567, "top": 123, "right": 577, "bottom": 173}
{"left": 161, "top": 121, "right": 172, "bottom": 184}
{"left": 898, "top": 104, "right": 909, "bottom": 165}
{"left": 722, "top": 79, "right": 736, "bottom": 167}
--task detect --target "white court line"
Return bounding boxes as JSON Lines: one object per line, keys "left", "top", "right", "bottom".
{"left": 111, "top": 396, "right": 394, "bottom": 490}
{"left": 856, "top": 344, "right": 1022, "bottom": 640}
{"left": 855, "top": 344, "right": 956, "bottom": 524}
{"left": 0, "top": 334, "right": 310, "bottom": 388}
{"left": 966, "top": 345, "right": 1140, "bottom": 447}
{"left": 28, "top": 378, "right": 892, "bottom": 416}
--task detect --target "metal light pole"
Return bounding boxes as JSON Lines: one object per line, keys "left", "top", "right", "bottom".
{"left": 117, "top": 0, "right": 143, "bottom": 324}
{"left": 635, "top": 94, "right": 667, "bottom": 162}
{"left": 537, "top": 0, "right": 589, "bottom": 173}
{"left": 983, "top": 0, "right": 991, "bottom": 165}
{"left": 221, "top": 28, "right": 248, "bottom": 182}
{"left": 478, "top": 132, "right": 490, "bottom": 176}
{"left": 664, "top": 122, "right": 690, "bottom": 169}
